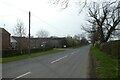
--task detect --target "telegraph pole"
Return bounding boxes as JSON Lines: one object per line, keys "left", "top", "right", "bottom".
{"left": 28, "top": 11, "right": 31, "bottom": 54}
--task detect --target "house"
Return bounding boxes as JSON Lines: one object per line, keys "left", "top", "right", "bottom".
{"left": 10, "top": 37, "right": 17, "bottom": 49}
{"left": 0, "top": 28, "right": 67, "bottom": 58}
{"left": 50, "top": 37, "right": 66, "bottom": 48}
{"left": 30, "top": 38, "right": 51, "bottom": 49}
{"left": 0, "top": 28, "right": 67, "bottom": 51}
{"left": 0, "top": 28, "right": 11, "bottom": 50}
{"left": 13, "top": 36, "right": 29, "bottom": 49}
{"left": 30, "top": 37, "right": 66, "bottom": 48}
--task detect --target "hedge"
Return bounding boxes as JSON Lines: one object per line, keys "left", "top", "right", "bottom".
{"left": 99, "top": 40, "right": 120, "bottom": 58}
{"left": 2, "top": 46, "right": 53, "bottom": 58}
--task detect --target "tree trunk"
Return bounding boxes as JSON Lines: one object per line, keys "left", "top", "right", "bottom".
{"left": 99, "top": 25, "right": 105, "bottom": 43}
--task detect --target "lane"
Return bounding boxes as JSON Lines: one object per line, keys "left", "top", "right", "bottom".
{"left": 2, "top": 47, "right": 78, "bottom": 78}
{"left": 23, "top": 45, "right": 90, "bottom": 78}
{"left": 46, "top": 45, "right": 90, "bottom": 78}
{"left": 2, "top": 45, "right": 91, "bottom": 78}
{"left": 12, "top": 72, "right": 31, "bottom": 80}
{"left": 51, "top": 55, "right": 68, "bottom": 63}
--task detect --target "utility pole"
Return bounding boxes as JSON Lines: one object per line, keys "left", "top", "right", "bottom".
{"left": 28, "top": 11, "right": 31, "bottom": 54}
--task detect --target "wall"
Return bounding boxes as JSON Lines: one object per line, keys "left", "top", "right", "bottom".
{"left": 2, "top": 28, "right": 11, "bottom": 50}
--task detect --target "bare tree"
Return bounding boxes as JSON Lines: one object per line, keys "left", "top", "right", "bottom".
{"left": 36, "top": 29, "right": 49, "bottom": 38}
{"left": 83, "top": 0, "right": 120, "bottom": 43}
{"left": 50, "top": 0, "right": 120, "bottom": 43}
{"left": 13, "top": 19, "right": 26, "bottom": 53}
{"left": 82, "top": 21, "right": 101, "bottom": 44}
{"left": 13, "top": 19, "right": 26, "bottom": 37}
{"left": 49, "top": 0, "right": 88, "bottom": 12}
{"left": 73, "top": 34, "right": 80, "bottom": 40}
{"left": 49, "top": 0, "right": 69, "bottom": 9}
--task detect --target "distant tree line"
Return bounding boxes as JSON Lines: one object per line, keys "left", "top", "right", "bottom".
{"left": 65, "top": 35, "right": 89, "bottom": 47}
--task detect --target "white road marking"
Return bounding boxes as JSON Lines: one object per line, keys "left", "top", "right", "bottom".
{"left": 71, "top": 52, "right": 75, "bottom": 54}
{"left": 51, "top": 55, "right": 68, "bottom": 63}
{"left": 12, "top": 72, "right": 31, "bottom": 80}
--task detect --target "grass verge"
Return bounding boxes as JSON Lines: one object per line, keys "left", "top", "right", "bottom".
{"left": 91, "top": 46, "right": 118, "bottom": 78}
{"left": 1, "top": 49, "right": 65, "bottom": 64}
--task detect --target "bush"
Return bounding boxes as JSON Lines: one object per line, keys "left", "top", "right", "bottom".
{"left": 94, "top": 41, "right": 100, "bottom": 48}
{"left": 111, "top": 40, "right": 120, "bottom": 58}
{"left": 99, "top": 42, "right": 111, "bottom": 54}
{"left": 2, "top": 49, "right": 41, "bottom": 58}
{"left": 29, "top": 48, "right": 41, "bottom": 53}
{"left": 99, "top": 40, "right": 120, "bottom": 58}
{"left": 2, "top": 46, "right": 53, "bottom": 58}
{"left": 2, "top": 49, "right": 20, "bottom": 57}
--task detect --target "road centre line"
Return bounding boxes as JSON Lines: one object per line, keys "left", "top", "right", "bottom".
{"left": 51, "top": 55, "right": 68, "bottom": 63}
{"left": 12, "top": 72, "right": 31, "bottom": 80}
{"left": 71, "top": 52, "right": 74, "bottom": 54}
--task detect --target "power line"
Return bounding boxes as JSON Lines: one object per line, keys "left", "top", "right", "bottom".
{"left": 0, "top": 0, "right": 28, "bottom": 14}
{"left": 0, "top": 14, "right": 27, "bottom": 18}
{"left": 31, "top": 13, "right": 67, "bottom": 35}
{"left": 0, "top": 0, "right": 67, "bottom": 36}
{"left": 0, "top": 0, "right": 59, "bottom": 30}
{"left": 32, "top": 13, "right": 58, "bottom": 29}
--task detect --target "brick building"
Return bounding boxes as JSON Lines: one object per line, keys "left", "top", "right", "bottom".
{"left": 0, "top": 28, "right": 11, "bottom": 50}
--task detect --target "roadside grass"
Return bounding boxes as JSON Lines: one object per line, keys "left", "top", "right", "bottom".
{"left": 91, "top": 46, "right": 118, "bottom": 78}
{"left": 1, "top": 49, "right": 65, "bottom": 64}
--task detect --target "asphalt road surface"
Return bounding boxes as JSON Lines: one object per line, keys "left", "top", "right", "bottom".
{"left": 2, "top": 45, "right": 91, "bottom": 79}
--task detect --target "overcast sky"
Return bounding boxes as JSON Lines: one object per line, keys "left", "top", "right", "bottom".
{"left": 0, "top": 0, "right": 92, "bottom": 37}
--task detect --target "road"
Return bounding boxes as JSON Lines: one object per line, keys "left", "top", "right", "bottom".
{"left": 2, "top": 45, "right": 91, "bottom": 79}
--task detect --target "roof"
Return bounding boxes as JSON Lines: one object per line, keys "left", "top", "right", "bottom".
{"left": 0, "top": 27, "right": 10, "bottom": 35}
{"left": 10, "top": 37, "right": 17, "bottom": 43}
{"left": 12, "top": 36, "right": 65, "bottom": 42}
{"left": 38, "top": 37, "right": 65, "bottom": 39}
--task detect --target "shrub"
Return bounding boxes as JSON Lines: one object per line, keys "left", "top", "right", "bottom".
{"left": 99, "top": 43, "right": 104, "bottom": 51}
{"left": 2, "top": 46, "right": 53, "bottom": 58}
{"left": 2, "top": 49, "right": 19, "bottom": 57}
{"left": 94, "top": 41, "right": 100, "bottom": 49}
{"left": 111, "top": 40, "right": 120, "bottom": 58}
{"left": 99, "top": 42, "right": 111, "bottom": 54}
{"left": 99, "top": 40, "right": 120, "bottom": 58}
